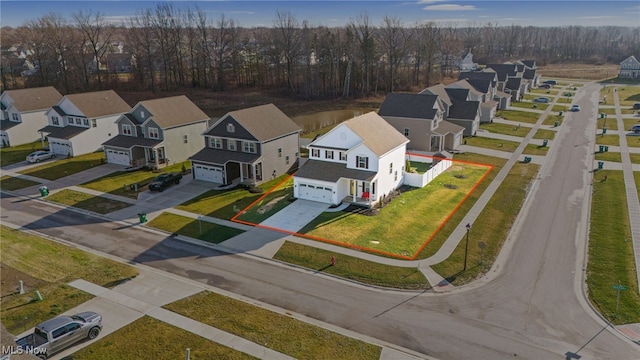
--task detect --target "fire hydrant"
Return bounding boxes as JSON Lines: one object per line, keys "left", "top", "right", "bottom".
{"left": 331, "top": 256, "right": 336, "bottom": 266}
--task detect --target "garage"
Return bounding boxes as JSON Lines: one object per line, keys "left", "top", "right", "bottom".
{"left": 298, "top": 183, "right": 333, "bottom": 204}
{"left": 105, "top": 149, "right": 130, "bottom": 166}
{"left": 193, "top": 164, "right": 224, "bottom": 183}
{"left": 49, "top": 139, "right": 72, "bottom": 156}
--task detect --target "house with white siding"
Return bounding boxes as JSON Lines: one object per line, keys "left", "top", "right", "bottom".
{"left": 0, "top": 87, "right": 62, "bottom": 147}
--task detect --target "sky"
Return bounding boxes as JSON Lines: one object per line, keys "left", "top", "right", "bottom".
{"left": 1, "top": 0, "right": 639, "bottom": 28}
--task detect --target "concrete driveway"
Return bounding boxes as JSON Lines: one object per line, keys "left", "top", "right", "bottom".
{"left": 137, "top": 176, "right": 212, "bottom": 207}
{"left": 259, "top": 199, "right": 330, "bottom": 232}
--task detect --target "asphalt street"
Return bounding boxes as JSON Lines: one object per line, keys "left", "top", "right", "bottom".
{"left": 1, "top": 83, "right": 639, "bottom": 359}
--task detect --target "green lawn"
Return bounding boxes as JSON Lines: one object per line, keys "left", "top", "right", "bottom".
{"left": 557, "top": 97, "right": 573, "bottom": 104}
{"left": 234, "top": 178, "right": 295, "bottom": 224}
{"left": 19, "top": 151, "right": 105, "bottom": 180}
{"left": 533, "top": 129, "right": 556, "bottom": 140}
{"left": 177, "top": 175, "right": 290, "bottom": 220}
{"left": 146, "top": 212, "right": 244, "bottom": 244}
{"left": 522, "top": 144, "right": 550, "bottom": 156}
{"left": 496, "top": 110, "right": 541, "bottom": 124}
{"left": 511, "top": 101, "right": 549, "bottom": 111}
{"left": 542, "top": 114, "right": 564, "bottom": 127}
{"left": 0, "top": 176, "right": 40, "bottom": 190}
{"left": 598, "top": 118, "right": 618, "bottom": 130}
{"left": 627, "top": 136, "right": 640, "bottom": 148}
{"left": 0, "top": 140, "right": 47, "bottom": 167}
{"left": 529, "top": 88, "right": 558, "bottom": 95}
{"left": 432, "top": 160, "right": 540, "bottom": 284}
{"left": 480, "top": 123, "right": 531, "bottom": 137}
{"left": 1, "top": 226, "right": 138, "bottom": 333}
{"left": 71, "top": 316, "right": 254, "bottom": 360}
{"left": 598, "top": 107, "right": 636, "bottom": 115}
{"left": 81, "top": 161, "right": 190, "bottom": 199}
{"left": 595, "top": 152, "right": 622, "bottom": 162}
{"left": 624, "top": 119, "right": 640, "bottom": 131}
{"left": 551, "top": 104, "right": 569, "bottom": 113}
{"left": 595, "top": 135, "right": 620, "bottom": 146}
{"left": 587, "top": 170, "right": 640, "bottom": 324}
{"left": 630, "top": 153, "right": 640, "bottom": 164}
{"left": 299, "top": 163, "right": 491, "bottom": 258}
{"left": 164, "top": 291, "right": 381, "bottom": 360}
{"left": 274, "top": 241, "right": 429, "bottom": 289}
{"left": 466, "top": 136, "right": 520, "bottom": 152}
{"left": 47, "top": 189, "right": 132, "bottom": 214}
{"left": 610, "top": 86, "right": 640, "bottom": 106}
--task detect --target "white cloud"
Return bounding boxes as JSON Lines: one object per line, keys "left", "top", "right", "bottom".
{"left": 417, "top": 0, "right": 446, "bottom": 3}
{"left": 423, "top": 4, "right": 477, "bottom": 11}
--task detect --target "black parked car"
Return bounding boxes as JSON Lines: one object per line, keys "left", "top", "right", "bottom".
{"left": 148, "top": 172, "right": 182, "bottom": 191}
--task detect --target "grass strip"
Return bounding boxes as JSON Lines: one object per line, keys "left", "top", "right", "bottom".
{"left": 274, "top": 241, "right": 429, "bottom": 289}
{"left": 587, "top": 170, "right": 640, "bottom": 324}
{"left": 70, "top": 316, "right": 255, "bottom": 360}
{"left": 19, "top": 152, "right": 105, "bottom": 180}
{"left": 0, "top": 176, "right": 40, "bottom": 190}
{"left": 0, "top": 141, "right": 47, "bottom": 167}
{"left": 164, "top": 291, "right": 381, "bottom": 360}
{"left": 146, "top": 212, "right": 244, "bottom": 244}
{"left": 47, "top": 189, "right": 132, "bottom": 214}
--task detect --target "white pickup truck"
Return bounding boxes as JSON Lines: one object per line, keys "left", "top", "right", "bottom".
{"left": 14, "top": 312, "right": 102, "bottom": 359}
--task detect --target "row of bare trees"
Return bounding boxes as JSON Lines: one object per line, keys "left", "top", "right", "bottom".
{"left": 2, "top": 3, "right": 639, "bottom": 98}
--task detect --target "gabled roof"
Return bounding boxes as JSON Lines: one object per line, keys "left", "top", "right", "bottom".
{"left": 295, "top": 159, "right": 376, "bottom": 182}
{"left": 207, "top": 104, "right": 300, "bottom": 142}
{"left": 464, "top": 78, "right": 491, "bottom": 94}
{"left": 341, "top": 112, "right": 408, "bottom": 156}
{"left": 449, "top": 100, "right": 480, "bottom": 120}
{"left": 485, "top": 64, "right": 518, "bottom": 82}
{"left": 621, "top": 55, "right": 639, "bottom": 64}
{"left": 523, "top": 67, "right": 536, "bottom": 80}
{"left": 458, "top": 71, "right": 498, "bottom": 88}
{"left": 2, "top": 86, "right": 62, "bottom": 112}
{"left": 190, "top": 147, "right": 261, "bottom": 166}
{"left": 0, "top": 120, "right": 19, "bottom": 131}
{"left": 64, "top": 90, "right": 130, "bottom": 118}
{"left": 137, "top": 95, "right": 209, "bottom": 129}
{"left": 433, "top": 120, "right": 464, "bottom": 136}
{"left": 39, "top": 125, "right": 89, "bottom": 139}
{"left": 378, "top": 93, "right": 440, "bottom": 120}
{"left": 447, "top": 79, "right": 483, "bottom": 98}
{"left": 445, "top": 88, "right": 470, "bottom": 102}
{"left": 522, "top": 60, "right": 536, "bottom": 69}
{"left": 505, "top": 77, "right": 523, "bottom": 91}
{"left": 102, "top": 134, "right": 162, "bottom": 148}
{"left": 420, "top": 84, "right": 452, "bottom": 106}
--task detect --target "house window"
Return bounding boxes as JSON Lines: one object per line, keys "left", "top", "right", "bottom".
{"left": 52, "top": 116, "right": 59, "bottom": 126}
{"left": 278, "top": 148, "right": 282, "bottom": 158}
{"left": 227, "top": 123, "right": 235, "bottom": 133}
{"left": 148, "top": 127, "right": 159, "bottom": 139}
{"left": 311, "top": 149, "right": 320, "bottom": 158}
{"left": 122, "top": 124, "right": 132, "bottom": 135}
{"left": 210, "top": 137, "right": 222, "bottom": 149}
{"left": 91, "top": 119, "right": 97, "bottom": 128}
{"left": 183, "top": 135, "right": 188, "bottom": 143}
{"left": 83, "top": 118, "right": 89, "bottom": 126}
{"left": 75, "top": 118, "right": 82, "bottom": 125}
{"left": 389, "top": 163, "right": 393, "bottom": 174}
{"left": 394, "top": 171, "right": 398, "bottom": 181}
{"left": 228, "top": 140, "right": 236, "bottom": 151}
{"left": 325, "top": 150, "right": 334, "bottom": 159}
{"left": 356, "top": 156, "right": 368, "bottom": 169}
{"left": 11, "top": 113, "right": 18, "bottom": 121}
{"left": 285, "top": 155, "right": 290, "bottom": 165}
{"left": 140, "top": 110, "right": 145, "bottom": 118}
{"left": 404, "top": 128, "right": 410, "bottom": 137}
{"left": 339, "top": 152, "right": 347, "bottom": 161}
{"left": 242, "top": 141, "right": 256, "bottom": 153}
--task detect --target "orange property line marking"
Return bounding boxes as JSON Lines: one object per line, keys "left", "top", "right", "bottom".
{"left": 231, "top": 154, "right": 493, "bottom": 261}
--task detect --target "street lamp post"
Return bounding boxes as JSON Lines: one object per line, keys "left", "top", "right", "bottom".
{"left": 464, "top": 223, "right": 471, "bottom": 271}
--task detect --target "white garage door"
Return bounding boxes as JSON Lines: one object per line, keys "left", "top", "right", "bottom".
{"left": 194, "top": 164, "right": 224, "bottom": 183}
{"left": 106, "top": 149, "right": 130, "bottom": 166}
{"left": 298, "top": 183, "right": 333, "bottom": 204}
{"left": 49, "top": 139, "right": 72, "bottom": 156}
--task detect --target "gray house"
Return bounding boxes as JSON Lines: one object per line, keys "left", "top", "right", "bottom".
{"left": 379, "top": 93, "right": 464, "bottom": 152}
{"left": 189, "top": 103, "right": 301, "bottom": 185}
{"left": 102, "top": 95, "right": 209, "bottom": 169}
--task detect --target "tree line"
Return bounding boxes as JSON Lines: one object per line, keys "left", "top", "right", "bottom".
{"left": 2, "top": 3, "right": 639, "bottom": 99}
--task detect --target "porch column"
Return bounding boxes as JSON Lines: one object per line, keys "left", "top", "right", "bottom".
{"left": 40, "top": 132, "right": 45, "bottom": 148}
{"left": 352, "top": 180, "right": 356, "bottom": 202}
{"left": 239, "top": 163, "right": 244, "bottom": 182}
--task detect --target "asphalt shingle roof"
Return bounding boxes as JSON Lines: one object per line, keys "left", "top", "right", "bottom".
{"left": 64, "top": 90, "right": 130, "bottom": 118}
{"left": 138, "top": 95, "right": 209, "bottom": 129}
{"left": 189, "top": 147, "right": 261, "bottom": 165}
{"left": 102, "top": 135, "right": 162, "bottom": 148}
{"left": 448, "top": 100, "right": 480, "bottom": 120}
{"left": 340, "top": 111, "right": 409, "bottom": 156}
{"left": 378, "top": 93, "right": 439, "bottom": 120}
{"left": 39, "top": 125, "right": 89, "bottom": 139}
{"left": 2, "top": 86, "right": 62, "bottom": 112}
{"left": 485, "top": 64, "right": 518, "bottom": 82}
{"left": 207, "top": 104, "right": 300, "bottom": 142}
{"left": 294, "top": 159, "right": 377, "bottom": 182}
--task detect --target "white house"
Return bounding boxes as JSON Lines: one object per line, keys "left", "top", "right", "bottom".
{"left": 39, "top": 90, "right": 130, "bottom": 157}
{"left": 460, "top": 51, "right": 478, "bottom": 72}
{"left": 0, "top": 87, "right": 62, "bottom": 147}
{"left": 619, "top": 56, "right": 640, "bottom": 79}
{"left": 293, "top": 112, "right": 409, "bottom": 207}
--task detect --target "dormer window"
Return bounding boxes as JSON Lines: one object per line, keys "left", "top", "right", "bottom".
{"left": 122, "top": 124, "right": 132, "bottom": 135}
{"left": 148, "top": 127, "right": 159, "bottom": 139}
{"left": 11, "top": 113, "right": 19, "bottom": 122}
{"left": 227, "top": 123, "right": 235, "bottom": 133}
{"left": 52, "top": 116, "right": 59, "bottom": 126}
{"left": 140, "top": 110, "right": 145, "bottom": 119}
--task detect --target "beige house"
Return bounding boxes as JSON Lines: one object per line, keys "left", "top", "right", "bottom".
{"left": 102, "top": 95, "right": 210, "bottom": 169}
{"left": 190, "top": 104, "right": 301, "bottom": 185}
{"left": 0, "top": 86, "right": 62, "bottom": 147}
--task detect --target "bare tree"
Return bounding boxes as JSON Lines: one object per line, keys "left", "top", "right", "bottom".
{"left": 378, "top": 15, "right": 411, "bottom": 93}
{"left": 73, "top": 10, "right": 115, "bottom": 90}
{"left": 273, "top": 11, "right": 302, "bottom": 92}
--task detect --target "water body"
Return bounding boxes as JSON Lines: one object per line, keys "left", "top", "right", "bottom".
{"left": 292, "top": 108, "right": 375, "bottom": 134}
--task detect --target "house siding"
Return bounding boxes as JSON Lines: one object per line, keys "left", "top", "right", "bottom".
{"left": 382, "top": 116, "right": 432, "bottom": 152}
{"left": 3, "top": 110, "right": 48, "bottom": 146}
{"left": 142, "top": 120, "right": 164, "bottom": 141}
{"left": 64, "top": 115, "right": 120, "bottom": 156}
{"left": 376, "top": 146, "right": 406, "bottom": 200}
{"left": 163, "top": 122, "right": 208, "bottom": 165}
{"left": 208, "top": 116, "right": 257, "bottom": 141}
{"left": 259, "top": 133, "right": 299, "bottom": 181}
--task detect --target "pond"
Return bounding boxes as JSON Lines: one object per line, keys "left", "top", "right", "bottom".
{"left": 292, "top": 108, "right": 376, "bottom": 134}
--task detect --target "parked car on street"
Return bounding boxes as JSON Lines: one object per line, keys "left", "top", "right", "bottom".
{"left": 543, "top": 80, "right": 557, "bottom": 85}
{"left": 15, "top": 311, "right": 102, "bottom": 359}
{"left": 570, "top": 104, "right": 580, "bottom": 112}
{"left": 632, "top": 102, "right": 640, "bottom": 110}
{"left": 631, "top": 124, "right": 640, "bottom": 133}
{"left": 26, "top": 150, "right": 55, "bottom": 163}
{"left": 148, "top": 172, "right": 183, "bottom": 192}
{"left": 533, "top": 97, "right": 551, "bottom": 103}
